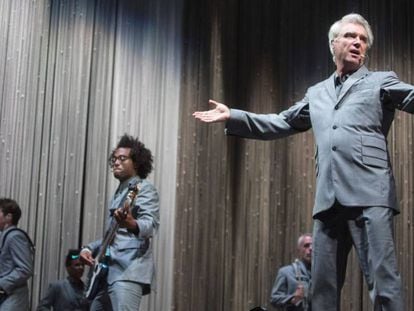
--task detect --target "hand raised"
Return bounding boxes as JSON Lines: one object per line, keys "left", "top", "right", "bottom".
{"left": 80, "top": 249, "right": 95, "bottom": 266}
{"left": 192, "top": 99, "right": 230, "bottom": 123}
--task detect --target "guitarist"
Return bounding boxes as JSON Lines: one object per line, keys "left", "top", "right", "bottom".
{"left": 80, "top": 134, "right": 160, "bottom": 311}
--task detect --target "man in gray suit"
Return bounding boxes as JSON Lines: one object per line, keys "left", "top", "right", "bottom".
{"left": 193, "top": 13, "right": 414, "bottom": 311}
{"left": 80, "top": 134, "right": 160, "bottom": 311}
{"left": 0, "top": 198, "right": 34, "bottom": 311}
{"left": 270, "top": 234, "right": 312, "bottom": 310}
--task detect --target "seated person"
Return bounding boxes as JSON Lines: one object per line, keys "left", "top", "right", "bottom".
{"left": 37, "top": 249, "right": 89, "bottom": 310}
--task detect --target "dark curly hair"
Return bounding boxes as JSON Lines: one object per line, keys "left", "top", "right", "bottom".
{"left": 109, "top": 134, "right": 153, "bottom": 179}
{"left": 0, "top": 198, "right": 21, "bottom": 225}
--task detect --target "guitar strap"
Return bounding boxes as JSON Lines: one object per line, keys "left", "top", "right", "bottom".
{"left": 293, "top": 259, "right": 301, "bottom": 283}
{"left": 292, "top": 259, "right": 310, "bottom": 310}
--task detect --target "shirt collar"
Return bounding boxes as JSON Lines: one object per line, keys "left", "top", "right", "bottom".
{"left": 115, "top": 176, "right": 140, "bottom": 195}
{"left": 334, "top": 72, "right": 350, "bottom": 86}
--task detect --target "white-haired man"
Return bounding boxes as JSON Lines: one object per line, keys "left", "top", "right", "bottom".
{"left": 270, "top": 234, "right": 312, "bottom": 311}
{"left": 194, "top": 13, "right": 412, "bottom": 310}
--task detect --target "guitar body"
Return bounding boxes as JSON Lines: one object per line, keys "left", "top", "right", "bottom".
{"left": 85, "top": 182, "right": 139, "bottom": 301}
{"left": 85, "top": 261, "right": 108, "bottom": 300}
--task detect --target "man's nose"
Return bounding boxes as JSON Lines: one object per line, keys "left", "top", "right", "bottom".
{"left": 353, "top": 37, "right": 361, "bottom": 47}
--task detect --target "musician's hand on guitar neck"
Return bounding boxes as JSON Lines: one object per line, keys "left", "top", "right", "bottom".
{"left": 114, "top": 208, "right": 139, "bottom": 233}
{"left": 80, "top": 248, "right": 95, "bottom": 266}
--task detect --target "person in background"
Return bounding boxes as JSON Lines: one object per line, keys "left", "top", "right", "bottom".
{"left": 270, "top": 234, "right": 312, "bottom": 310}
{"left": 0, "top": 198, "right": 34, "bottom": 311}
{"left": 37, "top": 249, "right": 89, "bottom": 310}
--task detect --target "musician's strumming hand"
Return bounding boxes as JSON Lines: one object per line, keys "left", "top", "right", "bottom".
{"left": 114, "top": 208, "right": 139, "bottom": 233}
{"left": 80, "top": 248, "right": 95, "bottom": 266}
{"left": 192, "top": 99, "right": 230, "bottom": 123}
{"left": 291, "top": 284, "right": 305, "bottom": 305}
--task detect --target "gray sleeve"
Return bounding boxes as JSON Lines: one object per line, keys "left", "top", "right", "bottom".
{"left": 86, "top": 239, "right": 103, "bottom": 254}
{"left": 135, "top": 181, "right": 160, "bottom": 238}
{"left": 0, "top": 233, "right": 34, "bottom": 293}
{"left": 270, "top": 267, "right": 295, "bottom": 308}
{"left": 225, "top": 99, "right": 311, "bottom": 140}
{"left": 380, "top": 71, "right": 414, "bottom": 113}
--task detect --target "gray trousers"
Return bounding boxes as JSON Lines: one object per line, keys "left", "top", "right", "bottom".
{"left": 0, "top": 286, "right": 29, "bottom": 311}
{"left": 90, "top": 280, "right": 143, "bottom": 311}
{"left": 312, "top": 205, "right": 403, "bottom": 311}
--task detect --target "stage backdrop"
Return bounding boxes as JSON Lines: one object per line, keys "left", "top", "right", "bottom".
{"left": 0, "top": 0, "right": 182, "bottom": 310}
{"left": 0, "top": 0, "right": 413, "bottom": 310}
{"left": 176, "top": 0, "right": 414, "bottom": 310}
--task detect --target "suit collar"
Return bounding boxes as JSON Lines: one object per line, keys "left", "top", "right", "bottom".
{"left": 325, "top": 65, "right": 370, "bottom": 102}
{"left": 0, "top": 224, "right": 17, "bottom": 234}
{"left": 338, "top": 65, "right": 369, "bottom": 100}
{"left": 111, "top": 176, "right": 141, "bottom": 210}
{"left": 293, "top": 259, "right": 311, "bottom": 277}
{"left": 115, "top": 176, "right": 141, "bottom": 194}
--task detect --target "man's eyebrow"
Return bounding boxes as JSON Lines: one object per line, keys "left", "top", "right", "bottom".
{"left": 343, "top": 31, "right": 368, "bottom": 40}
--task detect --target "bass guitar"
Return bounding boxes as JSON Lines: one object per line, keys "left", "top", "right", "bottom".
{"left": 85, "top": 182, "right": 140, "bottom": 300}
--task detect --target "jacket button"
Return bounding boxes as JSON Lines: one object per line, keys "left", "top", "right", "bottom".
{"left": 333, "top": 125, "right": 337, "bottom": 129}
{"left": 332, "top": 146, "right": 337, "bottom": 151}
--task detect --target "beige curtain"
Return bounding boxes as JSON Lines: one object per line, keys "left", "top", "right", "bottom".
{"left": 0, "top": 0, "right": 182, "bottom": 310}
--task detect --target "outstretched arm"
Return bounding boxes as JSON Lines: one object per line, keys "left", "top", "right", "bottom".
{"left": 193, "top": 99, "right": 230, "bottom": 123}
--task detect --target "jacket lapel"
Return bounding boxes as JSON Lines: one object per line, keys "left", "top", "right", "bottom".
{"left": 324, "top": 72, "right": 337, "bottom": 102}
{"left": 337, "top": 65, "right": 370, "bottom": 102}
{"left": 324, "top": 66, "right": 370, "bottom": 104}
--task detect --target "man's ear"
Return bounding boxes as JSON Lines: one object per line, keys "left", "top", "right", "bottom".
{"left": 330, "top": 40, "right": 335, "bottom": 51}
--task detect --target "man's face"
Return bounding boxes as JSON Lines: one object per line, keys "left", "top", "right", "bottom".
{"left": 111, "top": 147, "right": 137, "bottom": 182}
{"left": 66, "top": 258, "right": 85, "bottom": 280}
{"left": 0, "top": 209, "right": 11, "bottom": 231}
{"left": 331, "top": 22, "right": 368, "bottom": 73}
{"left": 298, "top": 236, "right": 312, "bottom": 265}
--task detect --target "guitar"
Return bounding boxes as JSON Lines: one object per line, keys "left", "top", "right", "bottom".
{"left": 85, "top": 182, "right": 140, "bottom": 300}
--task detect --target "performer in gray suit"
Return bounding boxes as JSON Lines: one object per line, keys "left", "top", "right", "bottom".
{"left": 37, "top": 249, "right": 89, "bottom": 310}
{"left": 0, "top": 198, "right": 34, "bottom": 311}
{"left": 193, "top": 13, "right": 414, "bottom": 311}
{"left": 270, "top": 234, "right": 312, "bottom": 311}
{"left": 80, "top": 134, "right": 160, "bottom": 311}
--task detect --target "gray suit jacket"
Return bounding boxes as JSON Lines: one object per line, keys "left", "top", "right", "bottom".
{"left": 270, "top": 260, "right": 311, "bottom": 310}
{"left": 0, "top": 226, "right": 34, "bottom": 309}
{"left": 37, "top": 277, "right": 89, "bottom": 310}
{"left": 87, "top": 176, "right": 160, "bottom": 294}
{"left": 226, "top": 66, "right": 414, "bottom": 217}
